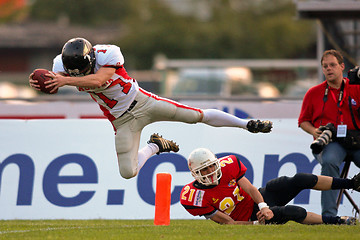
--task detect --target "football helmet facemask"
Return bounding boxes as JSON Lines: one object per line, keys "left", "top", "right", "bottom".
{"left": 188, "top": 148, "right": 222, "bottom": 186}
{"left": 62, "top": 37, "right": 96, "bottom": 77}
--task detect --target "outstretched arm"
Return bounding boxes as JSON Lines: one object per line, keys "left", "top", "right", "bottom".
{"left": 210, "top": 210, "right": 258, "bottom": 225}
{"left": 237, "top": 176, "right": 274, "bottom": 222}
{"left": 47, "top": 67, "right": 116, "bottom": 93}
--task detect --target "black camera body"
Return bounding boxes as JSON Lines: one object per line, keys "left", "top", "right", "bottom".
{"left": 348, "top": 66, "right": 360, "bottom": 85}
{"left": 310, "top": 123, "right": 336, "bottom": 154}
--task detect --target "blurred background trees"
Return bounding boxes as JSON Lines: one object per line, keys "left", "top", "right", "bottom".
{"left": 0, "top": 0, "right": 317, "bottom": 98}
{"left": 27, "top": 0, "right": 316, "bottom": 69}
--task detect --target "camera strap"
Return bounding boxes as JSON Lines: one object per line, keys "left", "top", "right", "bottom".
{"left": 322, "top": 80, "right": 346, "bottom": 125}
{"left": 323, "top": 80, "right": 345, "bottom": 105}
{"left": 333, "top": 80, "right": 345, "bottom": 107}
{"left": 348, "top": 96, "right": 360, "bottom": 131}
{"left": 323, "top": 85, "right": 329, "bottom": 103}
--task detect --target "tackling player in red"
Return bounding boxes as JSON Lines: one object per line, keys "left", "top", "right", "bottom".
{"left": 180, "top": 148, "right": 360, "bottom": 225}
{"left": 28, "top": 37, "right": 273, "bottom": 180}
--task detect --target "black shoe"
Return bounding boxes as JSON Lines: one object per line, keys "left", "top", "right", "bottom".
{"left": 351, "top": 173, "right": 360, "bottom": 192}
{"left": 148, "top": 133, "right": 179, "bottom": 154}
{"left": 339, "top": 216, "right": 357, "bottom": 225}
{"left": 246, "top": 120, "right": 273, "bottom": 133}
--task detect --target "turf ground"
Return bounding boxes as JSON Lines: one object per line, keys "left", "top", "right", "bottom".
{"left": 0, "top": 219, "right": 359, "bottom": 240}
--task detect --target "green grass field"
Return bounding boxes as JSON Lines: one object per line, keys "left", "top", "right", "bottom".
{"left": 0, "top": 219, "right": 359, "bottom": 240}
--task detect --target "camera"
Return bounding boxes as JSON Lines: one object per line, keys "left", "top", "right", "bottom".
{"left": 348, "top": 66, "right": 360, "bottom": 85}
{"left": 310, "top": 123, "right": 336, "bottom": 154}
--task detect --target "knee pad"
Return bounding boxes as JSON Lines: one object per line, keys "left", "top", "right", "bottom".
{"left": 270, "top": 205, "right": 307, "bottom": 224}
{"left": 119, "top": 159, "right": 138, "bottom": 179}
{"left": 283, "top": 205, "right": 307, "bottom": 223}
{"left": 292, "top": 173, "right": 318, "bottom": 189}
{"left": 120, "top": 168, "right": 137, "bottom": 179}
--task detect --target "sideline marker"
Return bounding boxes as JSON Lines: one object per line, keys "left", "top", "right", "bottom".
{"left": 154, "top": 173, "right": 172, "bottom": 225}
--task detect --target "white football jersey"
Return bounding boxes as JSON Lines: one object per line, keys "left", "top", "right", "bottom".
{"left": 53, "top": 44, "right": 139, "bottom": 121}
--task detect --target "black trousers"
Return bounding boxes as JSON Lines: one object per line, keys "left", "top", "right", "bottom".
{"left": 250, "top": 173, "right": 318, "bottom": 224}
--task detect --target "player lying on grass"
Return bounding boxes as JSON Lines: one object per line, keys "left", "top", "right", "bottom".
{"left": 180, "top": 148, "right": 360, "bottom": 225}
{"left": 28, "top": 37, "right": 272, "bottom": 180}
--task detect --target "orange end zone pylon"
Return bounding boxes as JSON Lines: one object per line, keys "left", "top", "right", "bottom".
{"left": 154, "top": 173, "right": 172, "bottom": 225}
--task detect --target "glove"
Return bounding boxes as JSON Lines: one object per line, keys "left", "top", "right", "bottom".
{"left": 247, "top": 120, "right": 273, "bottom": 133}
{"left": 348, "top": 66, "right": 360, "bottom": 85}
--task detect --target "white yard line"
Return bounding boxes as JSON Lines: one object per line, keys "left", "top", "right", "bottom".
{"left": 0, "top": 224, "right": 154, "bottom": 234}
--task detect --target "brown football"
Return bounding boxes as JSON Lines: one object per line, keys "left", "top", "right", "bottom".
{"left": 31, "top": 69, "right": 58, "bottom": 94}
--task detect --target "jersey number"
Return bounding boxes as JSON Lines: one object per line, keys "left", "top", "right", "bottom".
{"left": 92, "top": 79, "right": 132, "bottom": 109}
{"left": 219, "top": 187, "right": 244, "bottom": 215}
{"left": 181, "top": 185, "right": 196, "bottom": 202}
{"left": 93, "top": 92, "right": 118, "bottom": 109}
{"left": 219, "top": 157, "right": 234, "bottom": 167}
{"left": 118, "top": 79, "right": 132, "bottom": 94}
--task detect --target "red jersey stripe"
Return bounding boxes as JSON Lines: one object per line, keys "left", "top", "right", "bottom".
{"left": 139, "top": 88, "right": 203, "bottom": 113}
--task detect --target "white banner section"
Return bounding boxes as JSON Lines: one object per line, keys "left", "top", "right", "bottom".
{"left": 0, "top": 119, "right": 358, "bottom": 220}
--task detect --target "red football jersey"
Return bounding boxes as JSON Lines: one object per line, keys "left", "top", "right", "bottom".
{"left": 180, "top": 155, "right": 255, "bottom": 221}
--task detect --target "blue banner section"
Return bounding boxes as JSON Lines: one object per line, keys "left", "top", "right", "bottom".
{"left": 1, "top": 152, "right": 320, "bottom": 207}
{"left": 43, "top": 154, "right": 98, "bottom": 207}
{"left": 0, "top": 119, "right": 357, "bottom": 219}
{"left": 0, "top": 154, "right": 35, "bottom": 205}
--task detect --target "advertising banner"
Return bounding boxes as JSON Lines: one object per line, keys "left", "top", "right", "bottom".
{"left": 0, "top": 119, "right": 358, "bottom": 219}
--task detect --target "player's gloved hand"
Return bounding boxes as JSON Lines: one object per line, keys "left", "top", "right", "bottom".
{"left": 247, "top": 120, "right": 273, "bottom": 133}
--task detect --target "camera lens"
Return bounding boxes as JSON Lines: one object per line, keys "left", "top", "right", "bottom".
{"left": 310, "top": 129, "right": 333, "bottom": 154}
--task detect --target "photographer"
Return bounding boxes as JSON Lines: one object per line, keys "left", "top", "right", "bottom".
{"left": 298, "top": 49, "right": 360, "bottom": 217}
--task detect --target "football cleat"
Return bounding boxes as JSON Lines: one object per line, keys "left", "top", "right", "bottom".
{"left": 351, "top": 172, "right": 360, "bottom": 192}
{"left": 339, "top": 216, "right": 357, "bottom": 225}
{"left": 246, "top": 120, "right": 273, "bottom": 133}
{"left": 148, "top": 133, "right": 179, "bottom": 155}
